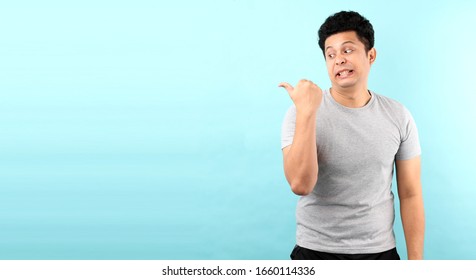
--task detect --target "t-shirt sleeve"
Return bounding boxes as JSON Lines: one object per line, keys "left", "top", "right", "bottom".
{"left": 395, "top": 107, "right": 421, "bottom": 160}
{"left": 281, "top": 105, "right": 296, "bottom": 149}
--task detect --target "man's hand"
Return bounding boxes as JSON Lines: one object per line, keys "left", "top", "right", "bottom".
{"left": 278, "top": 79, "right": 323, "bottom": 115}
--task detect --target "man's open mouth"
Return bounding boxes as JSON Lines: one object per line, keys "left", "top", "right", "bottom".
{"left": 337, "top": 70, "right": 354, "bottom": 77}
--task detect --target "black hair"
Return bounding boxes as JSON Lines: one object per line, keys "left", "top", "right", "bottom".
{"left": 318, "top": 11, "right": 374, "bottom": 55}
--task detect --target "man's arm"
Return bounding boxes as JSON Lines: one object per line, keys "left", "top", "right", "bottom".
{"left": 396, "top": 156, "right": 425, "bottom": 260}
{"left": 279, "top": 80, "right": 322, "bottom": 196}
{"left": 282, "top": 111, "right": 317, "bottom": 196}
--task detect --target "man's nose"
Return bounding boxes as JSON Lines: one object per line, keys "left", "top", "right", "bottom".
{"left": 335, "top": 56, "right": 346, "bottom": 65}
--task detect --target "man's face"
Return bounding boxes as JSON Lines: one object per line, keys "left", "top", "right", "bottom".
{"left": 324, "top": 31, "right": 376, "bottom": 90}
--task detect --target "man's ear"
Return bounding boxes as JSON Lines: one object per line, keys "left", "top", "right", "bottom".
{"left": 369, "top": 48, "right": 377, "bottom": 64}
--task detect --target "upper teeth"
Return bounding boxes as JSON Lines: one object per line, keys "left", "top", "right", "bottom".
{"left": 339, "top": 70, "right": 350, "bottom": 75}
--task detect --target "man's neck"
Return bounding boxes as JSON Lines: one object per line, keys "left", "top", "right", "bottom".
{"left": 330, "top": 86, "right": 372, "bottom": 108}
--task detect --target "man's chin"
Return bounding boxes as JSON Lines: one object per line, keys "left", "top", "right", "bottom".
{"left": 333, "top": 82, "right": 357, "bottom": 90}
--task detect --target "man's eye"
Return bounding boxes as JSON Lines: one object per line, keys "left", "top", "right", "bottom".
{"left": 328, "top": 54, "right": 335, "bottom": 58}
{"left": 344, "top": 49, "right": 353, "bottom": 54}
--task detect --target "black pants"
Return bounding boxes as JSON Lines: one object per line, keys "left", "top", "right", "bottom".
{"left": 290, "top": 245, "right": 400, "bottom": 260}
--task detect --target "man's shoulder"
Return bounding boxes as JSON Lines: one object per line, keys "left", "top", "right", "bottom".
{"left": 372, "top": 91, "right": 403, "bottom": 107}
{"left": 372, "top": 91, "right": 409, "bottom": 114}
{"left": 372, "top": 92, "right": 415, "bottom": 128}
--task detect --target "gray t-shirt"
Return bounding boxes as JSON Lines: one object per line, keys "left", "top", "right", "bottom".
{"left": 281, "top": 89, "right": 421, "bottom": 254}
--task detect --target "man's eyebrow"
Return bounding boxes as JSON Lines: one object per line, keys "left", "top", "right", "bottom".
{"left": 341, "top": 40, "right": 356, "bottom": 45}
{"left": 325, "top": 40, "right": 356, "bottom": 51}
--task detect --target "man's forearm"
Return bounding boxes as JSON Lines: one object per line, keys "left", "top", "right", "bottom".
{"left": 284, "top": 111, "right": 318, "bottom": 195}
{"left": 400, "top": 194, "right": 425, "bottom": 259}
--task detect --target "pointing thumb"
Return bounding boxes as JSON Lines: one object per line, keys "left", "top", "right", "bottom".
{"left": 278, "top": 82, "right": 294, "bottom": 95}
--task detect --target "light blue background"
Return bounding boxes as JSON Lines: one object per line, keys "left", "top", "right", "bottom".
{"left": 1, "top": 0, "right": 475, "bottom": 259}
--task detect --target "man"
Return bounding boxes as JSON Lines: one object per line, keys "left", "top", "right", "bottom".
{"left": 279, "top": 11, "right": 424, "bottom": 260}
